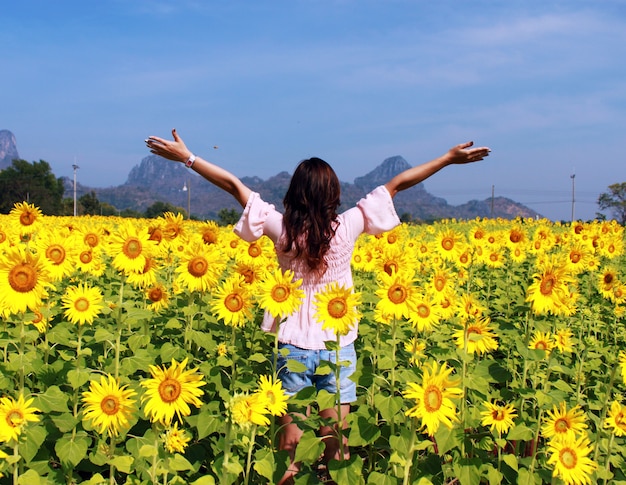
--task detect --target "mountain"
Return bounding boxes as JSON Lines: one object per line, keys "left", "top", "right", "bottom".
{"left": 0, "top": 130, "right": 19, "bottom": 170}
{"left": 1, "top": 128, "right": 539, "bottom": 220}
{"left": 87, "top": 154, "right": 539, "bottom": 221}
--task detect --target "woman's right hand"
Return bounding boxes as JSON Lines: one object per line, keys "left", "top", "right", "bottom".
{"left": 145, "top": 128, "right": 193, "bottom": 163}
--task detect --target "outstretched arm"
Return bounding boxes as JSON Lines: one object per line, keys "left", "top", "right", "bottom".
{"left": 384, "top": 141, "right": 490, "bottom": 198}
{"left": 146, "top": 129, "right": 252, "bottom": 208}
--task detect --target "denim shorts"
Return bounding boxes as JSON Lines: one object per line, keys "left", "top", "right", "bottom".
{"left": 276, "top": 342, "right": 357, "bottom": 404}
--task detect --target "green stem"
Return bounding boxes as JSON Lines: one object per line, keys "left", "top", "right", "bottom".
{"left": 244, "top": 425, "right": 258, "bottom": 485}
{"left": 335, "top": 334, "right": 345, "bottom": 461}
{"left": 593, "top": 363, "right": 618, "bottom": 464}
{"left": 12, "top": 441, "right": 19, "bottom": 485}
{"left": 402, "top": 418, "right": 417, "bottom": 485}
{"left": 221, "top": 418, "right": 233, "bottom": 485}
{"left": 109, "top": 433, "right": 116, "bottom": 485}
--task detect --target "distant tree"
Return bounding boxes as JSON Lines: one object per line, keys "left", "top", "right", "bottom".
{"left": 100, "top": 202, "right": 118, "bottom": 216}
{"left": 144, "top": 201, "right": 185, "bottom": 219}
{"left": 120, "top": 208, "right": 144, "bottom": 218}
{"left": 79, "top": 191, "right": 101, "bottom": 215}
{"left": 217, "top": 208, "right": 241, "bottom": 226}
{"left": 598, "top": 182, "right": 626, "bottom": 224}
{"left": 0, "top": 159, "right": 64, "bottom": 214}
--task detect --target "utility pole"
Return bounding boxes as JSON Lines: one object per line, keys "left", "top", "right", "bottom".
{"left": 72, "top": 163, "right": 80, "bottom": 216}
{"left": 182, "top": 179, "right": 190, "bottom": 219}
{"left": 570, "top": 171, "right": 576, "bottom": 221}
{"left": 490, "top": 185, "right": 495, "bottom": 219}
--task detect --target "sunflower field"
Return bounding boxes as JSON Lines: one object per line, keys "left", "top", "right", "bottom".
{"left": 1, "top": 201, "right": 626, "bottom": 485}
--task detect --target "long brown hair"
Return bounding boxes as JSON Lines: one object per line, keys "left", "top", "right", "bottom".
{"left": 282, "top": 157, "right": 341, "bottom": 277}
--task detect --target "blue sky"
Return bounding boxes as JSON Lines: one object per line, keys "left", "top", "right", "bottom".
{"left": 2, "top": 0, "right": 625, "bottom": 221}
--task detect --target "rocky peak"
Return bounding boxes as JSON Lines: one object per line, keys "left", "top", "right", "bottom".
{"left": 0, "top": 130, "right": 20, "bottom": 170}
{"left": 354, "top": 155, "right": 412, "bottom": 192}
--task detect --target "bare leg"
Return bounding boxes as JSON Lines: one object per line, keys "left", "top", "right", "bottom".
{"left": 277, "top": 412, "right": 305, "bottom": 485}
{"left": 319, "top": 404, "right": 351, "bottom": 463}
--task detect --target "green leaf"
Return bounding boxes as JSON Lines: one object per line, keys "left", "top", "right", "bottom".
{"left": 55, "top": 432, "right": 90, "bottom": 467}
{"left": 51, "top": 412, "right": 80, "bottom": 433}
{"left": 67, "top": 367, "right": 92, "bottom": 389}
{"left": 348, "top": 415, "right": 381, "bottom": 447}
{"left": 506, "top": 424, "right": 534, "bottom": 441}
{"left": 20, "top": 425, "right": 47, "bottom": 464}
{"left": 194, "top": 411, "right": 224, "bottom": 439}
{"left": 190, "top": 477, "right": 217, "bottom": 485}
{"left": 317, "top": 389, "right": 337, "bottom": 411}
{"left": 286, "top": 359, "right": 307, "bottom": 373}
{"left": 35, "top": 385, "right": 69, "bottom": 413}
{"left": 16, "top": 469, "right": 41, "bottom": 485}
{"left": 452, "top": 457, "right": 482, "bottom": 485}
{"left": 366, "top": 472, "right": 400, "bottom": 485}
{"left": 168, "top": 453, "right": 195, "bottom": 472}
{"left": 328, "top": 455, "right": 365, "bottom": 485}
{"left": 433, "top": 426, "right": 463, "bottom": 455}
{"left": 253, "top": 447, "right": 275, "bottom": 481}
{"left": 501, "top": 453, "right": 518, "bottom": 471}
{"left": 374, "top": 394, "right": 403, "bottom": 425}
{"left": 293, "top": 430, "right": 324, "bottom": 464}
{"left": 109, "top": 455, "right": 135, "bottom": 474}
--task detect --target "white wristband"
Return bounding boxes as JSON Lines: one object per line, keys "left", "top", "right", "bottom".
{"left": 184, "top": 154, "right": 196, "bottom": 168}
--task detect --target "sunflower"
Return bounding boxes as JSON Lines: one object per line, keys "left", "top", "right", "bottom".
{"left": 61, "top": 283, "right": 105, "bottom": 326}
{"left": 233, "top": 259, "right": 267, "bottom": 288}
{"left": 480, "top": 401, "right": 517, "bottom": 435}
{"left": 546, "top": 433, "right": 597, "bottom": 485}
{"left": 564, "top": 240, "right": 593, "bottom": 275}
{"left": 404, "top": 338, "right": 426, "bottom": 366}
{"left": 197, "top": 220, "right": 220, "bottom": 246}
{"left": 375, "top": 270, "right": 418, "bottom": 320}
{"left": 228, "top": 392, "right": 271, "bottom": 429}
{"left": 141, "top": 357, "right": 205, "bottom": 426}
{"left": 108, "top": 223, "right": 157, "bottom": 275}
{"left": 404, "top": 361, "right": 463, "bottom": 436}
{"left": 314, "top": 282, "right": 361, "bottom": 337}
{"left": 161, "top": 212, "right": 187, "bottom": 241}
{"left": 526, "top": 256, "right": 575, "bottom": 316}
{"left": 163, "top": 421, "right": 191, "bottom": 454}
{"left": 82, "top": 375, "right": 137, "bottom": 437}
{"left": 374, "top": 244, "right": 410, "bottom": 277}
{"left": 255, "top": 375, "right": 288, "bottom": 417}
{"left": 455, "top": 292, "right": 486, "bottom": 322}
{"left": 597, "top": 266, "right": 620, "bottom": 301}
{"left": 256, "top": 269, "right": 304, "bottom": 319}
{"left": 211, "top": 276, "right": 254, "bottom": 327}
{"left": 76, "top": 246, "right": 106, "bottom": 277}
{"left": 541, "top": 402, "right": 587, "bottom": 442}
{"left": 604, "top": 400, "right": 626, "bottom": 436}
{"left": 554, "top": 328, "right": 575, "bottom": 353}
{"left": 428, "top": 265, "right": 457, "bottom": 303}
{"left": 145, "top": 283, "right": 171, "bottom": 314}
{"left": 175, "top": 241, "right": 224, "bottom": 293}
{"left": 408, "top": 293, "right": 442, "bottom": 332}
{"left": 0, "top": 245, "right": 53, "bottom": 315}
{"left": 9, "top": 202, "right": 42, "bottom": 234}
{"left": 453, "top": 316, "right": 499, "bottom": 355}
{"left": 34, "top": 228, "right": 79, "bottom": 281}
{"left": 0, "top": 394, "right": 40, "bottom": 443}
{"left": 434, "top": 228, "right": 466, "bottom": 262}
{"left": 126, "top": 256, "right": 162, "bottom": 289}
{"left": 528, "top": 331, "right": 555, "bottom": 355}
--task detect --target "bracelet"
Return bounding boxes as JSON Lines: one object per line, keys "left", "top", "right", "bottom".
{"left": 184, "top": 154, "right": 196, "bottom": 168}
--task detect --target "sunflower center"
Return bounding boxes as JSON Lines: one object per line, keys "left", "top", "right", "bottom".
{"left": 240, "top": 269, "right": 255, "bottom": 284}
{"left": 271, "top": 285, "right": 289, "bottom": 303}
{"left": 6, "top": 410, "right": 24, "bottom": 427}
{"left": 100, "top": 395, "right": 120, "bottom": 415}
{"left": 225, "top": 293, "right": 244, "bottom": 313}
{"left": 148, "top": 287, "right": 164, "bottom": 302}
{"left": 0, "top": 230, "right": 6, "bottom": 243}
{"left": 188, "top": 257, "right": 208, "bottom": 277}
{"left": 540, "top": 274, "right": 556, "bottom": 295}
{"left": 434, "top": 277, "right": 446, "bottom": 292}
{"left": 230, "top": 239, "right": 239, "bottom": 249}
{"left": 388, "top": 284, "right": 408, "bottom": 304}
{"left": 570, "top": 251, "right": 581, "bottom": 263}
{"left": 46, "top": 244, "right": 66, "bottom": 264}
{"left": 424, "top": 385, "right": 443, "bottom": 413}
{"left": 559, "top": 448, "right": 577, "bottom": 470}
{"left": 20, "top": 210, "right": 36, "bottom": 226}
{"left": 74, "top": 297, "right": 90, "bottom": 313}
{"left": 387, "top": 234, "right": 398, "bottom": 244}
{"left": 492, "top": 409, "right": 505, "bottom": 421}
{"left": 8, "top": 263, "right": 38, "bottom": 293}
{"left": 80, "top": 250, "right": 93, "bottom": 264}
{"left": 489, "top": 253, "right": 499, "bottom": 262}
{"left": 459, "top": 253, "right": 470, "bottom": 264}
{"left": 509, "top": 231, "right": 522, "bottom": 243}
{"left": 534, "top": 341, "right": 548, "bottom": 350}
{"left": 417, "top": 304, "right": 430, "bottom": 318}
{"left": 555, "top": 418, "right": 569, "bottom": 432}
{"left": 84, "top": 233, "right": 100, "bottom": 247}
{"left": 203, "top": 232, "right": 218, "bottom": 245}
{"left": 248, "top": 243, "right": 261, "bottom": 258}
{"left": 604, "top": 273, "right": 614, "bottom": 285}
{"left": 467, "top": 326, "right": 481, "bottom": 336}
{"left": 383, "top": 261, "right": 398, "bottom": 276}
{"left": 123, "top": 237, "right": 142, "bottom": 259}
{"left": 328, "top": 298, "right": 348, "bottom": 319}
{"left": 158, "top": 378, "right": 182, "bottom": 403}
{"left": 441, "top": 237, "right": 454, "bottom": 251}
{"left": 148, "top": 228, "right": 163, "bottom": 243}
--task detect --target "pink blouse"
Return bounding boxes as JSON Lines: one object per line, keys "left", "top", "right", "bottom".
{"left": 234, "top": 185, "right": 400, "bottom": 349}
